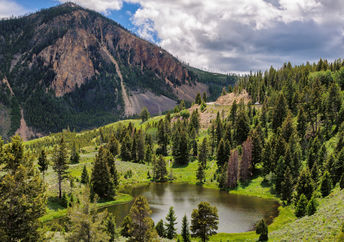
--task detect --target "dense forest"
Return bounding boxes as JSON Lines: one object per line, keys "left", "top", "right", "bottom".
{"left": 1, "top": 58, "right": 344, "bottom": 241}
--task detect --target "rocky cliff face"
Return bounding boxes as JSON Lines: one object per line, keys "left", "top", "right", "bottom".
{"left": 0, "top": 3, "right": 233, "bottom": 139}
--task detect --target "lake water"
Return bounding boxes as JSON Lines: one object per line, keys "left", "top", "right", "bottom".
{"left": 107, "top": 183, "right": 279, "bottom": 233}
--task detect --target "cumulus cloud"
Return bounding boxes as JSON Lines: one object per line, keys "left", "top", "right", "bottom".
{"left": 59, "top": 0, "right": 123, "bottom": 14}
{"left": 54, "top": 0, "right": 344, "bottom": 72}
{"left": 0, "top": 0, "right": 27, "bottom": 18}
{"left": 127, "top": 0, "right": 344, "bottom": 73}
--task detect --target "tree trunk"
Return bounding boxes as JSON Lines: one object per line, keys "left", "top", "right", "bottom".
{"left": 58, "top": 175, "right": 62, "bottom": 199}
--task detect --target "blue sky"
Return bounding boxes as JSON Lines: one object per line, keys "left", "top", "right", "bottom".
{"left": 1, "top": 0, "right": 344, "bottom": 73}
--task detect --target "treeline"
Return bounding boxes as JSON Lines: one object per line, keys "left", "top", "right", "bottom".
{"left": 214, "top": 58, "right": 344, "bottom": 218}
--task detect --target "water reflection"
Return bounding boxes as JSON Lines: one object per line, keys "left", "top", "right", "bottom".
{"left": 106, "top": 183, "right": 279, "bottom": 233}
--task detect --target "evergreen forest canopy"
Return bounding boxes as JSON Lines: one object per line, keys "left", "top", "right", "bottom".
{"left": 0, "top": 58, "right": 344, "bottom": 241}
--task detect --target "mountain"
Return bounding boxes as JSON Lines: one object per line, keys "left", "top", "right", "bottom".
{"left": 0, "top": 3, "right": 236, "bottom": 140}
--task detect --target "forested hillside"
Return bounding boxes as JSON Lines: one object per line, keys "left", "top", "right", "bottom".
{"left": 1, "top": 58, "right": 344, "bottom": 241}
{"left": 0, "top": 3, "right": 235, "bottom": 139}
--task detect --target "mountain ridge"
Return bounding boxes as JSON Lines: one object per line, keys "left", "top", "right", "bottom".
{"left": 0, "top": 3, "right": 236, "bottom": 140}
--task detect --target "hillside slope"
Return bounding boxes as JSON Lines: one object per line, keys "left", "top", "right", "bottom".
{"left": 0, "top": 3, "right": 235, "bottom": 139}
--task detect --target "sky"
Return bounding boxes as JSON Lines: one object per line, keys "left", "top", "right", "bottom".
{"left": 1, "top": 0, "right": 344, "bottom": 74}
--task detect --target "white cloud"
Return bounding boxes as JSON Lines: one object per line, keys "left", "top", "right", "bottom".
{"left": 0, "top": 0, "right": 27, "bottom": 18}
{"left": 127, "top": 0, "right": 344, "bottom": 72}
{"left": 59, "top": 0, "right": 123, "bottom": 14}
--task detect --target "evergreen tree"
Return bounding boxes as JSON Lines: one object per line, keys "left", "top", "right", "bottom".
{"left": 120, "top": 133, "right": 132, "bottom": 161}
{"left": 90, "top": 147, "right": 115, "bottom": 200}
{"left": 70, "top": 141, "right": 80, "bottom": 164}
{"left": 153, "top": 155, "right": 168, "bottom": 181}
{"left": 295, "top": 167, "right": 314, "bottom": 201}
{"left": 234, "top": 110, "right": 250, "bottom": 145}
{"left": 158, "top": 119, "right": 169, "bottom": 155}
{"left": 140, "top": 107, "right": 150, "bottom": 122}
{"left": 173, "top": 130, "right": 189, "bottom": 166}
{"left": 155, "top": 219, "right": 165, "bottom": 238}
{"left": 326, "top": 82, "right": 342, "bottom": 125}
{"left": 295, "top": 194, "right": 308, "bottom": 218}
{"left": 297, "top": 106, "right": 307, "bottom": 139}
{"left": 196, "top": 162, "right": 205, "bottom": 184}
{"left": 203, "top": 92, "right": 207, "bottom": 103}
{"left": 216, "top": 139, "right": 227, "bottom": 169}
{"left": 198, "top": 138, "right": 208, "bottom": 167}
{"left": 320, "top": 170, "right": 332, "bottom": 197}
{"left": 121, "top": 216, "right": 132, "bottom": 238}
{"left": 229, "top": 100, "right": 237, "bottom": 124}
{"left": 38, "top": 149, "right": 48, "bottom": 181}
{"left": 195, "top": 93, "right": 202, "bottom": 105}
{"left": 108, "top": 135, "right": 120, "bottom": 157}
{"left": 181, "top": 215, "right": 191, "bottom": 242}
{"left": 274, "top": 156, "right": 285, "bottom": 196}
{"left": 256, "top": 219, "right": 268, "bottom": 241}
{"left": 52, "top": 137, "right": 69, "bottom": 199}
{"left": 0, "top": 136, "right": 47, "bottom": 241}
{"left": 106, "top": 213, "right": 118, "bottom": 242}
{"left": 129, "top": 196, "right": 157, "bottom": 242}
{"left": 136, "top": 130, "right": 145, "bottom": 163}
{"left": 191, "top": 202, "right": 219, "bottom": 242}
{"left": 306, "top": 196, "right": 317, "bottom": 216}
{"left": 81, "top": 165, "right": 89, "bottom": 184}
{"left": 281, "top": 166, "right": 293, "bottom": 205}
{"left": 190, "top": 109, "right": 200, "bottom": 133}
{"left": 165, "top": 206, "right": 177, "bottom": 239}
{"left": 251, "top": 127, "right": 263, "bottom": 172}
{"left": 67, "top": 188, "right": 109, "bottom": 242}
{"left": 144, "top": 144, "right": 153, "bottom": 164}
{"left": 272, "top": 93, "right": 287, "bottom": 132}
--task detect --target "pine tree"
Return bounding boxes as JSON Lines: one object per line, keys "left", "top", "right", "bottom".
{"left": 272, "top": 93, "right": 287, "bottom": 132}
{"left": 251, "top": 126, "right": 263, "bottom": 172}
{"left": 234, "top": 110, "right": 250, "bottom": 145}
{"left": 229, "top": 100, "right": 238, "bottom": 124}
{"left": 154, "top": 155, "right": 168, "bottom": 181}
{"left": 191, "top": 202, "right": 219, "bottom": 242}
{"left": 274, "top": 156, "right": 285, "bottom": 196}
{"left": 158, "top": 119, "right": 168, "bottom": 155}
{"left": 0, "top": 136, "right": 47, "bottom": 241}
{"left": 196, "top": 162, "right": 205, "bottom": 184}
{"left": 140, "top": 107, "right": 150, "bottom": 122}
{"left": 121, "top": 216, "right": 132, "bottom": 238}
{"left": 53, "top": 137, "right": 69, "bottom": 199}
{"left": 81, "top": 165, "right": 89, "bottom": 184}
{"left": 120, "top": 133, "right": 132, "bottom": 161}
{"left": 281, "top": 166, "right": 293, "bottom": 205}
{"left": 320, "top": 170, "right": 332, "bottom": 197}
{"left": 145, "top": 144, "right": 153, "bottom": 164}
{"left": 198, "top": 138, "right": 208, "bottom": 167}
{"left": 108, "top": 135, "right": 120, "bottom": 157}
{"left": 90, "top": 147, "right": 115, "bottom": 200}
{"left": 70, "top": 141, "right": 80, "bottom": 164}
{"left": 67, "top": 187, "right": 109, "bottom": 241}
{"left": 202, "top": 92, "right": 207, "bottom": 103}
{"left": 295, "top": 194, "right": 308, "bottom": 218}
{"left": 306, "top": 196, "right": 317, "bottom": 216}
{"left": 216, "top": 139, "right": 227, "bottom": 169}
{"left": 106, "top": 212, "right": 118, "bottom": 242}
{"left": 181, "top": 215, "right": 191, "bottom": 242}
{"left": 165, "top": 206, "right": 177, "bottom": 239}
{"left": 190, "top": 109, "right": 200, "bottom": 133}
{"left": 256, "top": 219, "right": 268, "bottom": 241}
{"left": 195, "top": 93, "right": 202, "bottom": 105}
{"left": 136, "top": 130, "right": 145, "bottom": 163}
{"left": 38, "top": 149, "right": 48, "bottom": 181}
{"left": 155, "top": 219, "right": 165, "bottom": 238}
{"left": 297, "top": 106, "right": 307, "bottom": 139}
{"left": 129, "top": 196, "right": 157, "bottom": 242}
{"left": 295, "top": 167, "right": 314, "bottom": 202}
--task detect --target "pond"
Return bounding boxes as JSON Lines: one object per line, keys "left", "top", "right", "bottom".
{"left": 108, "top": 183, "right": 279, "bottom": 233}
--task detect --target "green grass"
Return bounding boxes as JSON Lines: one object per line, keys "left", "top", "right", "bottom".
{"left": 40, "top": 193, "right": 133, "bottom": 223}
